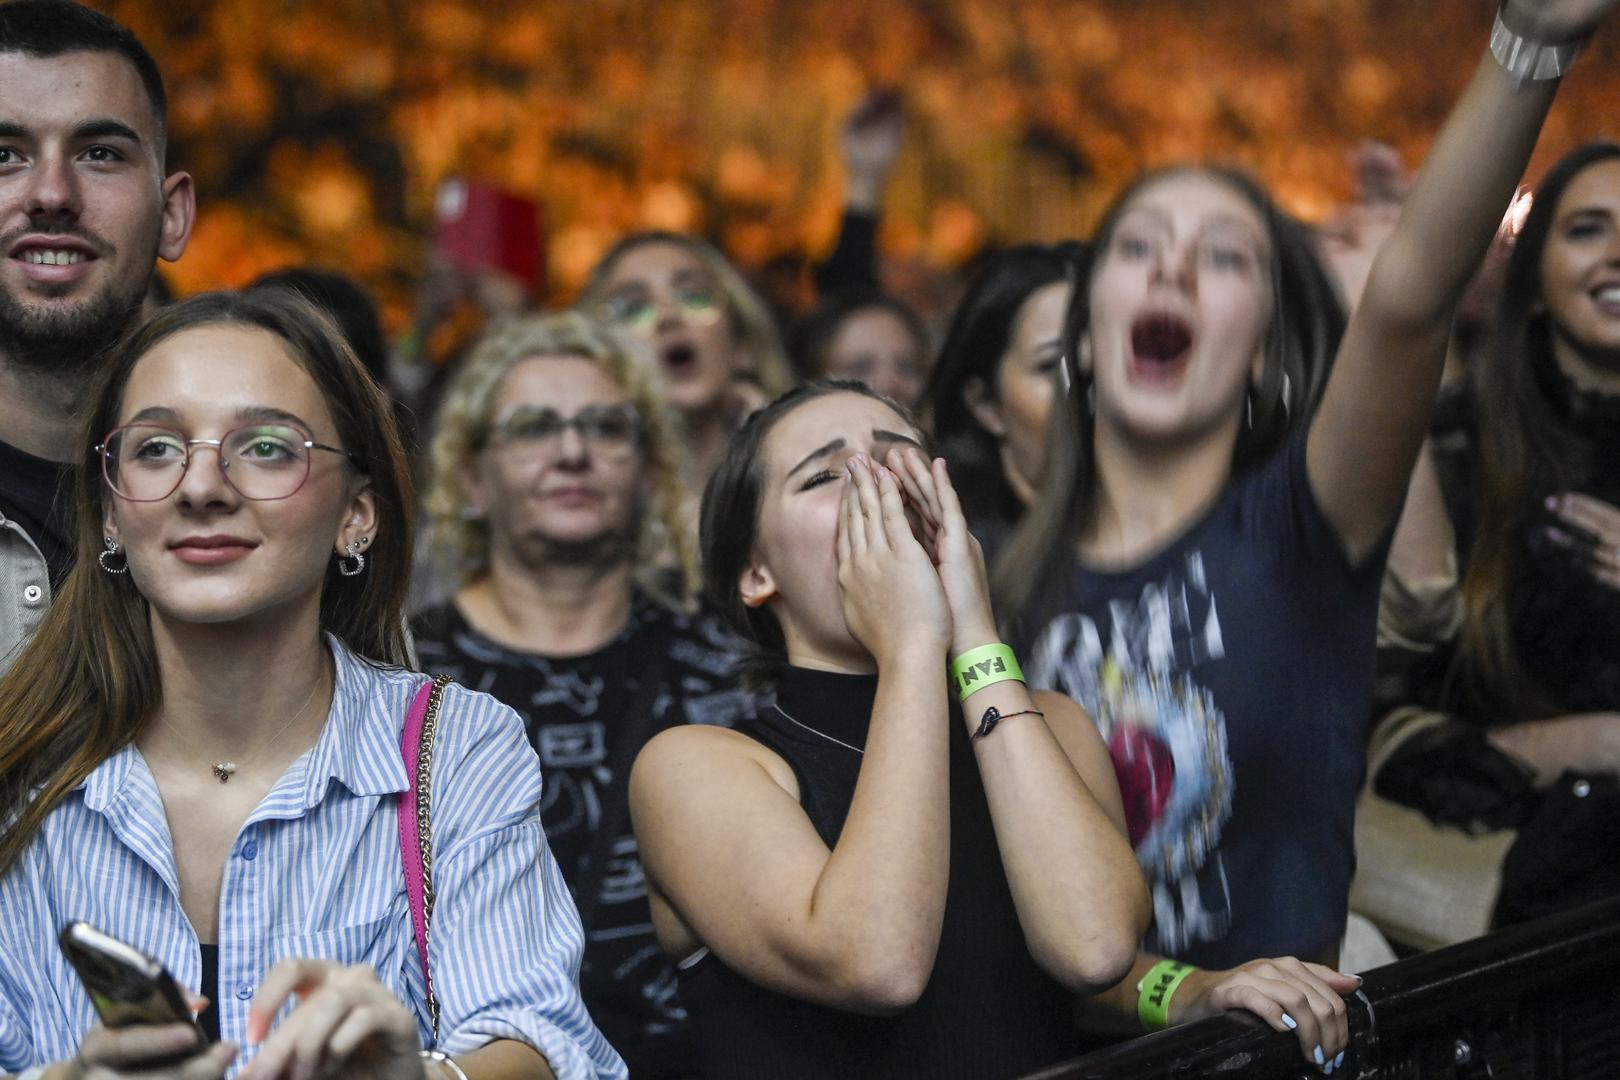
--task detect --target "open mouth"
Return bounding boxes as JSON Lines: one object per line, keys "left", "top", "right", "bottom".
{"left": 660, "top": 341, "right": 699, "bottom": 375}
{"left": 1592, "top": 284, "right": 1620, "bottom": 314}
{"left": 1129, "top": 312, "right": 1194, "bottom": 381}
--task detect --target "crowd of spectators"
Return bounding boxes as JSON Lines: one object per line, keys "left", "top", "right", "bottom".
{"left": 1, "top": 1, "right": 1617, "bottom": 1079}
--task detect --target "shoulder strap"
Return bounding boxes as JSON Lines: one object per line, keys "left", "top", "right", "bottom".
{"left": 572, "top": 615, "right": 674, "bottom": 934}
{"left": 398, "top": 674, "right": 453, "bottom": 1045}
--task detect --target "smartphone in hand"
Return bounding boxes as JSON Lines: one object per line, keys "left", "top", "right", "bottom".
{"left": 59, "top": 921, "right": 209, "bottom": 1063}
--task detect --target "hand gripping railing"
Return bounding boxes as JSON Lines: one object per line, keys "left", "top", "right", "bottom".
{"left": 1020, "top": 894, "right": 1620, "bottom": 1080}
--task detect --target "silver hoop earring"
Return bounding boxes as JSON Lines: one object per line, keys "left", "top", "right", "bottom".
{"left": 1245, "top": 389, "right": 1255, "bottom": 430}
{"left": 99, "top": 536, "right": 128, "bottom": 575}
{"left": 338, "top": 537, "right": 367, "bottom": 577}
{"left": 1280, "top": 372, "right": 1293, "bottom": 423}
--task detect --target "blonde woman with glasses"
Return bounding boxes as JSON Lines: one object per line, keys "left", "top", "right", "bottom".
{"left": 414, "top": 311, "right": 752, "bottom": 1080}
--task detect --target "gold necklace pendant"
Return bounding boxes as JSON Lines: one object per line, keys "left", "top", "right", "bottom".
{"left": 211, "top": 762, "right": 238, "bottom": 783}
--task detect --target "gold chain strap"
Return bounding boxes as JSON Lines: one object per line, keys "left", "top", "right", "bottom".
{"left": 415, "top": 674, "right": 453, "bottom": 1042}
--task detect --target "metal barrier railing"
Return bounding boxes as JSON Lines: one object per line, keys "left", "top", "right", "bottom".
{"left": 1021, "top": 895, "right": 1620, "bottom": 1080}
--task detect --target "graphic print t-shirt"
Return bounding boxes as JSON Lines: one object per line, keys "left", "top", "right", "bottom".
{"left": 411, "top": 594, "right": 752, "bottom": 1078}
{"left": 1017, "top": 433, "right": 1386, "bottom": 969}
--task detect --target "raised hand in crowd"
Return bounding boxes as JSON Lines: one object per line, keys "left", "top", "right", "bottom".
{"left": 840, "top": 89, "right": 905, "bottom": 214}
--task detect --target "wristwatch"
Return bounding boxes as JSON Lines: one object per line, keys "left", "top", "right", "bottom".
{"left": 1490, "top": 4, "right": 1586, "bottom": 86}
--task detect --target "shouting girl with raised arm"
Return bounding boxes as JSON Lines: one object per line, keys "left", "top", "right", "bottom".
{"left": 997, "top": 0, "right": 1619, "bottom": 1071}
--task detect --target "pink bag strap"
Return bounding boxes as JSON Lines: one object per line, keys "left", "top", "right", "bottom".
{"left": 399, "top": 674, "right": 452, "bottom": 1043}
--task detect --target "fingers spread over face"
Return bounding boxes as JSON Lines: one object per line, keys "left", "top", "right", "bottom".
{"left": 875, "top": 463, "right": 915, "bottom": 550}
{"left": 841, "top": 460, "right": 868, "bottom": 556}
{"left": 931, "top": 456, "right": 969, "bottom": 533}
{"left": 850, "top": 455, "right": 889, "bottom": 550}
{"left": 887, "top": 445, "right": 943, "bottom": 526}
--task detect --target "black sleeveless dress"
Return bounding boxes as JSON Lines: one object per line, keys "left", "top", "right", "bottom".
{"left": 676, "top": 666, "right": 1092, "bottom": 1079}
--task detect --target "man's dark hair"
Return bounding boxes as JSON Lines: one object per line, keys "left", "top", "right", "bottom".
{"left": 0, "top": 0, "right": 168, "bottom": 149}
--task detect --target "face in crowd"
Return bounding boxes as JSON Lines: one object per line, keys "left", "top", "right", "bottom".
{"left": 0, "top": 47, "right": 192, "bottom": 373}
{"left": 464, "top": 354, "right": 647, "bottom": 566}
{"left": 592, "top": 240, "right": 740, "bottom": 418}
{"left": 1085, "top": 171, "right": 1275, "bottom": 447}
{"left": 100, "top": 321, "right": 375, "bottom": 631}
{"left": 821, "top": 304, "right": 929, "bottom": 410}
{"left": 1538, "top": 157, "right": 1620, "bottom": 381}
{"left": 964, "top": 278, "right": 1072, "bottom": 502}
{"left": 740, "top": 389, "right": 924, "bottom": 667}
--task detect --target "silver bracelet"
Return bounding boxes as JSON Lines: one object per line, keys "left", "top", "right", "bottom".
{"left": 420, "top": 1049, "right": 472, "bottom": 1080}
{"left": 1490, "top": 6, "right": 1584, "bottom": 87}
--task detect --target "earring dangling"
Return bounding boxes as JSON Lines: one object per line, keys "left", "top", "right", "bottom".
{"left": 1280, "top": 372, "right": 1292, "bottom": 423}
{"left": 1245, "top": 389, "right": 1255, "bottom": 430}
{"left": 338, "top": 536, "right": 367, "bottom": 577}
{"left": 99, "top": 536, "right": 128, "bottom": 575}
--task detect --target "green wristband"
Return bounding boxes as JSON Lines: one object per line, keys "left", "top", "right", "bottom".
{"left": 1137, "top": 959, "right": 1198, "bottom": 1032}
{"left": 948, "top": 643, "right": 1024, "bottom": 702}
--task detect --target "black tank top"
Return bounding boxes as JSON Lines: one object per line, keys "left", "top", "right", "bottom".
{"left": 677, "top": 666, "right": 1091, "bottom": 1079}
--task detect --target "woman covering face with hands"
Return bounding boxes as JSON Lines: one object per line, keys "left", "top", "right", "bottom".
{"left": 0, "top": 291, "right": 623, "bottom": 1080}
{"left": 628, "top": 381, "right": 1149, "bottom": 1080}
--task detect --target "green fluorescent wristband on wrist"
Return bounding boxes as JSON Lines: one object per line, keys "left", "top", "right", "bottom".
{"left": 1136, "top": 959, "right": 1198, "bottom": 1032}
{"left": 949, "top": 643, "right": 1024, "bottom": 702}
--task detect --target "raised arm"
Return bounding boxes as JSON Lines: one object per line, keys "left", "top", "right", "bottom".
{"left": 631, "top": 456, "right": 954, "bottom": 1013}
{"left": 1308, "top": 0, "right": 1617, "bottom": 563}
{"left": 815, "top": 90, "right": 904, "bottom": 296}
{"left": 887, "top": 447, "right": 1150, "bottom": 992}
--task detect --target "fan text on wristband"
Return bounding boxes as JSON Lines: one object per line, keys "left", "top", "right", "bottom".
{"left": 949, "top": 643, "right": 1024, "bottom": 702}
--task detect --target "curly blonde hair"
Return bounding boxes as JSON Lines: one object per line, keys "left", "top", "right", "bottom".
{"left": 424, "top": 310, "right": 697, "bottom": 607}
{"left": 578, "top": 230, "right": 796, "bottom": 400}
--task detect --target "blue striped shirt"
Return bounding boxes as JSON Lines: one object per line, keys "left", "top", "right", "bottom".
{"left": 0, "top": 637, "right": 627, "bottom": 1079}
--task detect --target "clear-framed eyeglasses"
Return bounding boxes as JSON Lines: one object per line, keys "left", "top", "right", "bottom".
{"left": 595, "top": 284, "right": 723, "bottom": 335}
{"left": 482, "top": 403, "right": 643, "bottom": 460}
{"left": 97, "top": 423, "right": 360, "bottom": 502}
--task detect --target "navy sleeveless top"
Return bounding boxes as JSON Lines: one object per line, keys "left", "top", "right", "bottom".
{"left": 676, "top": 666, "right": 1093, "bottom": 1079}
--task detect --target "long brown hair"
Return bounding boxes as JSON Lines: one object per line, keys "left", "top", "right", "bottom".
{"left": 992, "top": 166, "right": 1345, "bottom": 627}
{"left": 1455, "top": 141, "right": 1620, "bottom": 723}
{"left": 0, "top": 289, "right": 415, "bottom": 875}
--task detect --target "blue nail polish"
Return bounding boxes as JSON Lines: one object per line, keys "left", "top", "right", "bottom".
{"left": 1282, "top": 1013, "right": 1297, "bottom": 1030}
{"left": 1315, "top": 1045, "right": 1326, "bottom": 1066}
{"left": 1335, "top": 1051, "right": 1346, "bottom": 1069}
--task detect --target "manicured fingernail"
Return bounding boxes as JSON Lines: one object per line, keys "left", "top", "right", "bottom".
{"left": 1545, "top": 494, "right": 1560, "bottom": 510}
{"left": 1546, "top": 525, "right": 1571, "bottom": 545}
{"left": 1282, "top": 1013, "right": 1297, "bottom": 1030}
{"left": 1335, "top": 1051, "right": 1346, "bottom": 1068}
{"left": 1315, "top": 1045, "right": 1326, "bottom": 1066}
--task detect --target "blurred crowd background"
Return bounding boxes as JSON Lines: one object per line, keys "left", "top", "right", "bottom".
{"left": 109, "top": 0, "right": 1620, "bottom": 330}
